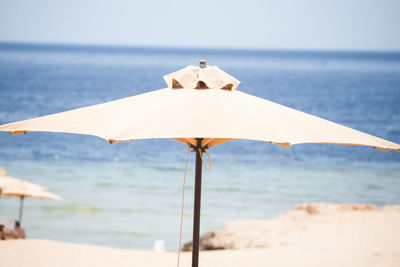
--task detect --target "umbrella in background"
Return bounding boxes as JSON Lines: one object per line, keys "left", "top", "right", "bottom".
{"left": 0, "top": 61, "right": 399, "bottom": 267}
{"left": 0, "top": 167, "right": 62, "bottom": 223}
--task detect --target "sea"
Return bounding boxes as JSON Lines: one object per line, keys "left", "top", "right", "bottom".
{"left": 0, "top": 43, "right": 399, "bottom": 251}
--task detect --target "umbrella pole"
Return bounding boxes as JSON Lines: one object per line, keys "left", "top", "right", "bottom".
{"left": 19, "top": 196, "right": 24, "bottom": 224}
{"left": 192, "top": 138, "right": 203, "bottom": 267}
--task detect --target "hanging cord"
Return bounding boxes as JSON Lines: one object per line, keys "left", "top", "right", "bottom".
{"left": 177, "top": 145, "right": 212, "bottom": 267}
{"left": 198, "top": 148, "right": 212, "bottom": 170}
{"left": 177, "top": 145, "right": 190, "bottom": 267}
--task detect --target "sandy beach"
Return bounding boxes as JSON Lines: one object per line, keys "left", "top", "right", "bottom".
{"left": 1, "top": 203, "right": 399, "bottom": 267}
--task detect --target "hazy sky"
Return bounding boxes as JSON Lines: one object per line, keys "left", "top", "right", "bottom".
{"left": 0, "top": 0, "right": 399, "bottom": 51}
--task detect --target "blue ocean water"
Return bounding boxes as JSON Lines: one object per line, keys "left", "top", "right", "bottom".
{"left": 0, "top": 43, "right": 399, "bottom": 250}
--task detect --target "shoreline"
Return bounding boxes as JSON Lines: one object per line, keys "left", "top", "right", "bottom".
{"left": 1, "top": 203, "right": 399, "bottom": 267}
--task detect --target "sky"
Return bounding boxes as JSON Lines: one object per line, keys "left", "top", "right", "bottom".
{"left": 0, "top": 0, "right": 399, "bottom": 51}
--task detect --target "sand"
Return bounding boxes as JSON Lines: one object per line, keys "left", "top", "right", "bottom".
{"left": 1, "top": 203, "right": 399, "bottom": 267}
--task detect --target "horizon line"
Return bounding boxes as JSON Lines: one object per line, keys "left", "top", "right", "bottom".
{"left": 1, "top": 40, "right": 400, "bottom": 55}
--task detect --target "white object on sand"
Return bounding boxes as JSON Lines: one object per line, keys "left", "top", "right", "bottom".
{"left": 153, "top": 240, "right": 165, "bottom": 252}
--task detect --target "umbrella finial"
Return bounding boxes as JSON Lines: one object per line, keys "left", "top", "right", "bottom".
{"left": 199, "top": 60, "right": 206, "bottom": 68}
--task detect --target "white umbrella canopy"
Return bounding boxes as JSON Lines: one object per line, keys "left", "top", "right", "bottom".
{"left": 0, "top": 63, "right": 399, "bottom": 151}
{"left": 0, "top": 168, "right": 45, "bottom": 192}
{"left": 0, "top": 61, "right": 399, "bottom": 267}
{"left": 0, "top": 185, "right": 62, "bottom": 200}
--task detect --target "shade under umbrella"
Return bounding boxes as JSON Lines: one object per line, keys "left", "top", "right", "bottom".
{"left": 0, "top": 61, "right": 398, "bottom": 267}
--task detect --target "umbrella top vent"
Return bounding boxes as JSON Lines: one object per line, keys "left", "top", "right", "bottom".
{"left": 163, "top": 62, "right": 240, "bottom": 90}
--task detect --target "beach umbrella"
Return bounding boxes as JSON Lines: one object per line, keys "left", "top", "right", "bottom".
{"left": 0, "top": 61, "right": 399, "bottom": 267}
{"left": 0, "top": 167, "right": 62, "bottom": 223}
{"left": 0, "top": 168, "right": 45, "bottom": 191}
